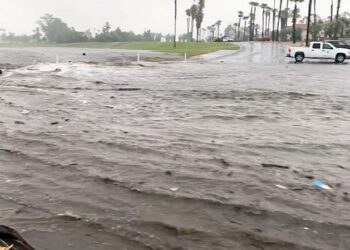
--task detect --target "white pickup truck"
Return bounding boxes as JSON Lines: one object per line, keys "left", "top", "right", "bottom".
{"left": 286, "top": 42, "right": 350, "bottom": 63}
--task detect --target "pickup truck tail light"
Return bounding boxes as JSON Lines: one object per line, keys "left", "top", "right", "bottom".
{"left": 288, "top": 48, "right": 291, "bottom": 53}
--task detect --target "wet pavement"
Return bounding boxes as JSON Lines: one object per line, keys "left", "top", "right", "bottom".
{"left": 193, "top": 42, "right": 288, "bottom": 64}
{"left": 0, "top": 43, "right": 350, "bottom": 250}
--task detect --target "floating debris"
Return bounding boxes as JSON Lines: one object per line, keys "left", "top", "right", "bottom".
{"left": 57, "top": 211, "right": 82, "bottom": 220}
{"left": 313, "top": 180, "right": 332, "bottom": 190}
{"left": 165, "top": 171, "right": 173, "bottom": 176}
{"left": 117, "top": 88, "right": 141, "bottom": 91}
{"left": 275, "top": 184, "right": 288, "bottom": 190}
{"left": 14, "top": 121, "right": 25, "bottom": 125}
{"left": 170, "top": 187, "right": 179, "bottom": 192}
{"left": 262, "top": 164, "right": 290, "bottom": 170}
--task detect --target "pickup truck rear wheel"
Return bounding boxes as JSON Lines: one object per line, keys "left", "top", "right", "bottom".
{"left": 335, "top": 54, "right": 345, "bottom": 63}
{"left": 295, "top": 53, "right": 304, "bottom": 63}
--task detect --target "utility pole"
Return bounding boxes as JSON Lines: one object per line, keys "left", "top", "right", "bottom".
{"left": 174, "top": 0, "right": 177, "bottom": 48}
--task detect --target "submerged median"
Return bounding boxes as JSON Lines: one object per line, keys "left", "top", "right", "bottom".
{"left": 0, "top": 42, "right": 240, "bottom": 57}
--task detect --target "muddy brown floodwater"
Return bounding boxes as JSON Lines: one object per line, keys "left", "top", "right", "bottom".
{"left": 0, "top": 43, "right": 350, "bottom": 250}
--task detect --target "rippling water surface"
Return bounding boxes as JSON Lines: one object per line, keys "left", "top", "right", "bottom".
{"left": 0, "top": 44, "right": 350, "bottom": 250}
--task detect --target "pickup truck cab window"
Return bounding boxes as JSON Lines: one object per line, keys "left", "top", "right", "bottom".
{"left": 312, "top": 43, "right": 321, "bottom": 49}
{"left": 323, "top": 44, "right": 333, "bottom": 50}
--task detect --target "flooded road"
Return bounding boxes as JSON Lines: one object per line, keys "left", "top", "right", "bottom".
{"left": 0, "top": 43, "right": 350, "bottom": 250}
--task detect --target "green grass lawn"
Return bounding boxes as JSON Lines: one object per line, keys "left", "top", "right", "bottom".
{"left": 0, "top": 42, "right": 239, "bottom": 56}
{"left": 111, "top": 42, "right": 240, "bottom": 56}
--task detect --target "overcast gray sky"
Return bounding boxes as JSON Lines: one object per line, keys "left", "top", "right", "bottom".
{"left": 0, "top": 0, "right": 349, "bottom": 35}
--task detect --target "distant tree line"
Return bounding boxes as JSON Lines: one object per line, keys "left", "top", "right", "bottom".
{"left": 222, "top": 0, "right": 349, "bottom": 44}
{"left": 0, "top": 14, "right": 172, "bottom": 43}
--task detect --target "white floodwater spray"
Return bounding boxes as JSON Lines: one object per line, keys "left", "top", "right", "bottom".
{"left": 184, "top": 53, "right": 187, "bottom": 62}
{"left": 56, "top": 54, "right": 60, "bottom": 64}
{"left": 137, "top": 52, "right": 140, "bottom": 64}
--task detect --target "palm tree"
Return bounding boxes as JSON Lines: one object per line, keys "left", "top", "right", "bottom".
{"left": 174, "top": 0, "right": 177, "bottom": 48}
{"left": 195, "top": 0, "right": 205, "bottom": 42}
{"left": 207, "top": 26, "right": 212, "bottom": 41}
{"left": 260, "top": 3, "right": 268, "bottom": 38}
{"left": 243, "top": 16, "right": 250, "bottom": 41}
{"left": 253, "top": 2, "right": 260, "bottom": 40}
{"left": 306, "top": 0, "right": 313, "bottom": 46}
{"left": 313, "top": 0, "right": 317, "bottom": 24}
{"left": 233, "top": 23, "right": 239, "bottom": 40}
{"left": 286, "top": 0, "right": 290, "bottom": 29}
{"left": 190, "top": 4, "right": 198, "bottom": 42}
{"left": 276, "top": 0, "right": 284, "bottom": 41}
{"left": 330, "top": 0, "right": 334, "bottom": 22}
{"left": 186, "top": 9, "right": 191, "bottom": 42}
{"left": 272, "top": 0, "right": 277, "bottom": 40}
{"left": 280, "top": 8, "right": 290, "bottom": 37}
{"left": 249, "top": 2, "right": 254, "bottom": 41}
{"left": 216, "top": 20, "right": 222, "bottom": 38}
{"left": 208, "top": 25, "right": 216, "bottom": 41}
{"left": 255, "top": 24, "right": 260, "bottom": 38}
{"left": 265, "top": 7, "right": 272, "bottom": 37}
{"left": 238, "top": 11, "right": 244, "bottom": 40}
{"left": 249, "top": 2, "right": 260, "bottom": 40}
{"left": 290, "top": 0, "right": 303, "bottom": 43}
{"left": 336, "top": 0, "right": 341, "bottom": 20}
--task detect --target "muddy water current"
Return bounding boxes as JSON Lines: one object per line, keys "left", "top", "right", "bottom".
{"left": 0, "top": 45, "right": 350, "bottom": 250}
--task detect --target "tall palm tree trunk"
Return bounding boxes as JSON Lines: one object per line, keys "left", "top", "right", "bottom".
{"left": 292, "top": 2, "right": 297, "bottom": 43}
{"left": 330, "top": 0, "right": 334, "bottom": 22}
{"left": 243, "top": 20, "right": 247, "bottom": 41}
{"left": 276, "top": 0, "right": 284, "bottom": 41}
{"left": 261, "top": 9, "right": 265, "bottom": 38}
{"left": 174, "top": 0, "right": 177, "bottom": 48}
{"left": 249, "top": 7, "right": 254, "bottom": 41}
{"left": 286, "top": 0, "right": 290, "bottom": 28}
{"left": 306, "top": 0, "right": 313, "bottom": 46}
{"left": 265, "top": 12, "right": 269, "bottom": 37}
{"left": 314, "top": 0, "right": 317, "bottom": 24}
{"left": 272, "top": 0, "right": 276, "bottom": 40}
{"left": 267, "top": 12, "right": 271, "bottom": 39}
{"left": 336, "top": 0, "right": 341, "bottom": 20}
{"left": 253, "top": 7, "right": 257, "bottom": 40}
{"left": 187, "top": 17, "right": 190, "bottom": 42}
{"left": 238, "top": 18, "right": 242, "bottom": 40}
{"left": 191, "top": 20, "right": 195, "bottom": 42}
{"left": 196, "top": 27, "right": 199, "bottom": 42}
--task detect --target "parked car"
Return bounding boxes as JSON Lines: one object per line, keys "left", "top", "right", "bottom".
{"left": 325, "top": 40, "right": 350, "bottom": 49}
{"left": 216, "top": 36, "right": 234, "bottom": 42}
{"left": 286, "top": 42, "right": 350, "bottom": 63}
